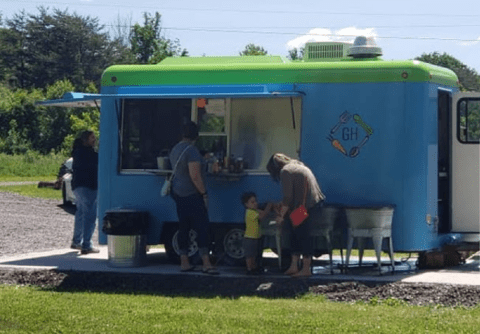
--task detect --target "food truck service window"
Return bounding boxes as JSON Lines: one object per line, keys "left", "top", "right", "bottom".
{"left": 120, "top": 96, "right": 302, "bottom": 173}
{"left": 121, "top": 99, "right": 192, "bottom": 170}
{"left": 193, "top": 97, "right": 301, "bottom": 172}
{"left": 230, "top": 97, "right": 301, "bottom": 170}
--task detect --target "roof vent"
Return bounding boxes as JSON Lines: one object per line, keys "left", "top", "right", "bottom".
{"left": 304, "top": 42, "right": 351, "bottom": 62}
{"left": 348, "top": 36, "right": 382, "bottom": 58}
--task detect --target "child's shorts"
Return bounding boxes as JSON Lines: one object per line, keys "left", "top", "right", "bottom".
{"left": 243, "top": 237, "right": 261, "bottom": 258}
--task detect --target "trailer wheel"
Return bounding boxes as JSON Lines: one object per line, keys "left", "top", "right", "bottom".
{"left": 221, "top": 228, "right": 245, "bottom": 265}
{"left": 164, "top": 229, "right": 199, "bottom": 264}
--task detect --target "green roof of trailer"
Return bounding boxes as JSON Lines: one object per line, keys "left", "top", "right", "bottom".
{"left": 102, "top": 57, "right": 458, "bottom": 87}
{"left": 160, "top": 55, "right": 289, "bottom": 65}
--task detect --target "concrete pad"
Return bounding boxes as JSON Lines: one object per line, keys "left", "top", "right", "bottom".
{"left": 402, "top": 271, "right": 480, "bottom": 286}
{"left": 401, "top": 259, "right": 480, "bottom": 285}
{"left": 0, "top": 248, "right": 479, "bottom": 285}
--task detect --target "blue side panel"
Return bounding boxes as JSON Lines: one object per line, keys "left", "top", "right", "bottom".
{"left": 297, "top": 82, "right": 441, "bottom": 251}
{"left": 402, "top": 83, "right": 437, "bottom": 251}
{"left": 97, "top": 82, "right": 455, "bottom": 252}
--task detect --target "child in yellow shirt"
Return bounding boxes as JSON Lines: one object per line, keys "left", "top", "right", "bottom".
{"left": 241, "top": 192, "right": 274, "bottom": 275}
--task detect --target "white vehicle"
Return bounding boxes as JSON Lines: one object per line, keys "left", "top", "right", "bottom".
{"left": 59, "top": 157, "right": 75, "bottom": 206}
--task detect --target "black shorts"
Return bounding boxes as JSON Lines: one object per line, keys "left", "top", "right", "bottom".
{"left": 243, "top": 237, "right": 261, "bottom": 258}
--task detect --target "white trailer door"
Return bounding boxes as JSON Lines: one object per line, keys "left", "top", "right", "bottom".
{"left": 451, "top": 92, "right": 480, "bottom": 236}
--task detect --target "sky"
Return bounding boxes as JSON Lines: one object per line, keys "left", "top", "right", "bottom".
{"left": 2, "top": 0, "right": 480, "bottom": 72}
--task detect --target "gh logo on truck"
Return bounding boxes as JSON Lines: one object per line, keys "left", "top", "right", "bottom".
{"left": 327, "top": 111, "right": 373, "bottom": 158}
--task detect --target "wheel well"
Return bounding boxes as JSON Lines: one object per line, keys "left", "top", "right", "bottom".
{"left": 159, "top": 221, "right": 178, "bottom": 244}
{"left": 159, "top": 221, "right": 244, "bottom": 245}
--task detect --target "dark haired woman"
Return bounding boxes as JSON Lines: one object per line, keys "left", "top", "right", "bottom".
{"left": 71, "top": 130, "right": 99, "bottom": 254}
{"left": 267, "top": 153, "right": 326, "bottom": 277}
{"left": 169, "top": 121, "right": 218, "bottom": 275}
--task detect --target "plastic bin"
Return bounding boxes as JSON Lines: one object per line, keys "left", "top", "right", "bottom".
{"left": 102, "top": 209, "right": 149, "bottom": 268}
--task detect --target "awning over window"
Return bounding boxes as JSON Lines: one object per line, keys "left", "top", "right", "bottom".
{"left": 36, "top": 85, "right": 304, "bottom": 107}
{"left": 36, "top": 92, "right": 102, "bottom": 107}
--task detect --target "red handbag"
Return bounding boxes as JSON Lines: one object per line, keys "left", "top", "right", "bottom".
{"left": 289, "top": 177, "right": 309, "bottom": 227}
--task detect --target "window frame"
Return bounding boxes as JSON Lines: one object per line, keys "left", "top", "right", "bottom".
{"left": 457, "top": 98, "right": 480, "bottom": 144}
{"left": 118, "top": 95, "right": 302, "bottom": 175}
{"left": 119, "top": 98, "right": 192, "bottom": 174}
{"left": 192, "top": 97, "right": 231, "bottom": 157}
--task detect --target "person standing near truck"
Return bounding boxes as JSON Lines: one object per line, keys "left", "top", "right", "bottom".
{"left": 267, "top": 153, "right": 326, "bottom": 277}
{"left": 170, "top": 121, "right": 219, "bottom": 275}
{"left": 71, "top": 130, "right": 99, "bottom": 254}
{"left": 241, "top": 192, "right": 274, "bottom": 275}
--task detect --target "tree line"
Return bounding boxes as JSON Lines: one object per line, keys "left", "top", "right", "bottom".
{"left": 0, "top": 8, "right": 479, "bottom": 155}
{"left": 0, "top": 9, "right": 187, "bottom": 155}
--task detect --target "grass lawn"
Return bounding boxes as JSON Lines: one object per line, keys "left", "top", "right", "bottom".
{"left": 0, "top": 152, "right": 65, "bottom": 178}
{"left": 0, "top": 184, "right": 62, "bottom": 200}
{"left": 1, "top": 285, "right": 479, "bottom": 334}
{"left": 0, "top": 175, "right": 55, "bottom": 182}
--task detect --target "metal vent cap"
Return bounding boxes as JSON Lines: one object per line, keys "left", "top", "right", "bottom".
{"left": 348, "top": 36, "right": 382, "bottom": 58}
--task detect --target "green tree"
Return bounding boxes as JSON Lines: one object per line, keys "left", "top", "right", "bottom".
{"left": 0, "top": 84, "right": 44, "bottom": 152}
{"left": 239, "top": 44, "right": 268, "bottom": 56}
{"left": 288, "top": 47, "right": 304, "bottom": 61}
{"left": 130, "top": 12, "right": 188, "bottom": 64}
{"left": 0, "top": 119, "right": 31, "bottom": 154}
{"left": 415, "top": 52, "right": 480, "bottom": 92}
{"left": 0, "top": 78, "right": 99, "bottom": 154}
{"left": 62, "top": 107, "right": 100, "bottom": 153}
{"left": 0, "top": 13, "right": 30, "bottom": 88}
{"left": 0, "top": 8, "right": 129, "bottom": 89}
{"left": 61, "top": 81, "right": 100, "bottom": 153}
{"left": 37, "top": 79, "right": 77, "bottom": 153}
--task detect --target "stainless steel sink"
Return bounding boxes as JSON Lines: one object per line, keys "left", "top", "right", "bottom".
{"left": 345, "top": 206, "right": 394, "bottom": 229}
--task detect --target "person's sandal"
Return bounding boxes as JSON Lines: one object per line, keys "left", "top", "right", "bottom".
{"left": 202, "top": 268, "right": 220, "bottom": 275}
{"left": 180, "top": 266, "right": 196, "bottom": 272}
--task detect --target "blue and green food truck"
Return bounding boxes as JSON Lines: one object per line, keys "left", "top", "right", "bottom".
{"left": 40, "top": 37, "right": 479, "bottom": 266}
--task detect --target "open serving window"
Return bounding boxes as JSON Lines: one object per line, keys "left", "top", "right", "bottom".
{"left": 120, "top": 96, "right": 302, "bottom": 173}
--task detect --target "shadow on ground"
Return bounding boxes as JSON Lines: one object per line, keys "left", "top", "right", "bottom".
{"left": 57, "top": 204, "right": 75, "bottom": 215}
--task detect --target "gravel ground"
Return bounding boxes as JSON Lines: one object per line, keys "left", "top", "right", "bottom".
{"left": 0, "top": 191, "right": 97, "bottom": 257}
{"left": 1, "top": 190, "right": 480, "bottom": 307}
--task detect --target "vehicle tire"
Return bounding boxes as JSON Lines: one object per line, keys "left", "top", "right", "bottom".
{"left": 163, "top": 228, "right": 177, "bottom": 262}
{"left": 220, "top": 228, "right": 245, "bottom": 266}
{"left": 164, "top": 228, "right": 200, "bottom": 264}
{"left": 62, "top": 183, "right": 73, "bottom": 207}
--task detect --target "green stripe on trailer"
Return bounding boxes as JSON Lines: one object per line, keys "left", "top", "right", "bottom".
{"left": 160, "top": 55, "right": 289, "bottom": 65}
{"left": 102, "top": 58, "right": 458, "bottom": 87}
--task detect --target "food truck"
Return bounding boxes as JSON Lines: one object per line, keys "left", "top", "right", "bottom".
{"left": 40, "top": 36, "right": 479, "bottom": 266}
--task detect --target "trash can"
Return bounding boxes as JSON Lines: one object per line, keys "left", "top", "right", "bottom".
{"left": 102, "top": 209, "right": 149, "bottom": 268}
